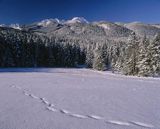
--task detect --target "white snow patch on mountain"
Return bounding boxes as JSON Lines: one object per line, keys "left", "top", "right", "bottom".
{"left": 0, "top": 24, "right": 6, "bottom": 27}
{"left": 98, "top": 24, "right": 110, "bottom": 30}
{"left": 66, "top": 17, "right": 89, "bottom": 24}
{"left": 10, "top": 24, "right": 22, "bottom": 30}
{"left": 37, "top": 18, "right": 60, "bottom": 27}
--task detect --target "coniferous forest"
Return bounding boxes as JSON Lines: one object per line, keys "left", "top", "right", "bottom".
{"left": 0, "top": 23, "right": 160, "bottom": 77}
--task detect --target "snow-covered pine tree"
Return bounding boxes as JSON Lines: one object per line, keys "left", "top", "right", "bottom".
{"left": 115, "top": 42, "right": 127, "bottom": 73}
{"left": 110, "top": 42, "right": 123, "bottom": 72}
{"left": 137, "top": 36, "right": 152, "bottom": 76}
{"left": 93, "top": 44, "right": 106, "bottom": 71}
{"left": 123, "top": 32, "right": 140, "bottom": 75}
{"left": 148, "top": 33, "right": 160, "bottom": 76}
{"left": 86, "top": 44, "right": 94, "bottom": 68}
{"left": 101, "top": 43, "right": 109, "bottom": 68}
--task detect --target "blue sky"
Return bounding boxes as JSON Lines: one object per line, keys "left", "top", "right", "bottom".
{"left": 0, "top": 0, "right": 160, "bottom": 24}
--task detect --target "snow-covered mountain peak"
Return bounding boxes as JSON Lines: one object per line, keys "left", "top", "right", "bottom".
{"left": 0, "top": 24, "right": 6, "bottom": 27}
{"left": 37, "top": 18, "right": 60, "bottom": 27}
{"left": 9, "top": 24, "right": 22, "bottom": 30}
{"left": 66, "top": 17, "right": 89, "bottom": 24}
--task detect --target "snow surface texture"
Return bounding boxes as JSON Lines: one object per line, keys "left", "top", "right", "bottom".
{"left": 0, "top": 68, "right": 159, "bottom": 129}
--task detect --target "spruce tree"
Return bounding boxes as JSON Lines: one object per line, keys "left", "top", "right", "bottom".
{"left": 137, "top": 36, "right": 152, "bottom": 76}
{"left": 93, "top": 45, "right": 106, "bottom": 71}
{"left": 86, "top": 44, "right": 94, "bottom": 68}
{"left": 149, "top": 33, "right": 160, "bottom": 76}
{"left": 123, "top": 32, "right": 139, "bottom": 75}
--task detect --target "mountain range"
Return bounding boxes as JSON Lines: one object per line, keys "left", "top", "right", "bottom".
{"left": 1, "top": 17, "right": 160, "bottom": 41}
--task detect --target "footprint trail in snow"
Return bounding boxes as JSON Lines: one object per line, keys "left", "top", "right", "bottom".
{"left": 10, "top": 85, "right": 154, "bottom": 128}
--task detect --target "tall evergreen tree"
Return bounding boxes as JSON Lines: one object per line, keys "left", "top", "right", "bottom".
{"left": 123, "top": 32, "right": 140, "bottom": 75}
{"left": 137, "top": 36, "right": 152, "bottom": 76}
{"left": 93, "top": 44, "right": 106, "bottom": 71}
{"left": 86, "top": 44, "right": 94, "bottom": 68}
{"left": 148, "top": 33, "right": 160, "bottom": 76}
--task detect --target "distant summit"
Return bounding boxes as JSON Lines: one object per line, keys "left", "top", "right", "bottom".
{"left": 66, "top": 17, "right": 89, "bottom": 24}
{"left": 1, "top": 18, "right": 160, "bottom": 39}
{"left": 36, "top": 17, "right": 89, "bottom": 27}
{"left": 37, "top": 19, "right": 60, "bottom": 27}
{"left": 9, "top": 24, "right": 22, "bottom": 30}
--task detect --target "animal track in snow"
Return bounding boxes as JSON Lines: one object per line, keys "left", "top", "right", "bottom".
{"left": 60, "top": 109, "right": 71, "bottom": 114}
{"left": 10, "top": 85, "right": 155, "bottom": 128}
{"left": 69, "top": 113, "right": 88, "bottom": 119}
{"left": 87, "top": 115, "right": 104, "bottom": 120}
{"left": 24, "top": 92, "right": 29, "bottom": 96}
{"left": 29, "top": 94, "right": 39, "bottom": 99}
{"left": 46, "top": 106, "right": 57, "bottom": 112}
{"left": 130, "top": 121, "right": 154, "bottom": 128}
{"left": 40, "top": 98, "right": 50, "bottom": 105}
{"left": 48, "top": 103, "right": 55, "bottom": 107}
{"left": 106, "top": 120, "right": 130, "bottom": 126}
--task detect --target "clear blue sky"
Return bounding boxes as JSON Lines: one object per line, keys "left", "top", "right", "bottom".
{"left": 0, "top": 0, "right": 160, "bottom": 24}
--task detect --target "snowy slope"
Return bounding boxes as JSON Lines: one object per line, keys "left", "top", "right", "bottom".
{"left": 66, "top": 17, "right": 89, "bottom": 24}
{"left": 9, "top": 24, "right": 22, "bottom": 30}
{"left": 37, "top": 19, "right": 60, "bottom": 27}
{"left": 0, "top": 68, "right": 159, "bottom": 129}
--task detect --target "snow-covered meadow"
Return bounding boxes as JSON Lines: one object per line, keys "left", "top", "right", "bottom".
{"left": 0, "top": 68, "right": 160, "bottom": 129}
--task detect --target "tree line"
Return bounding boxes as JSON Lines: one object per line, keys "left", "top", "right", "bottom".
{"left": 0, "top": 27, "right": 159, "bottom": 77}
{"left": 0, "top": 28, "right": 85, "bottom": 68}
